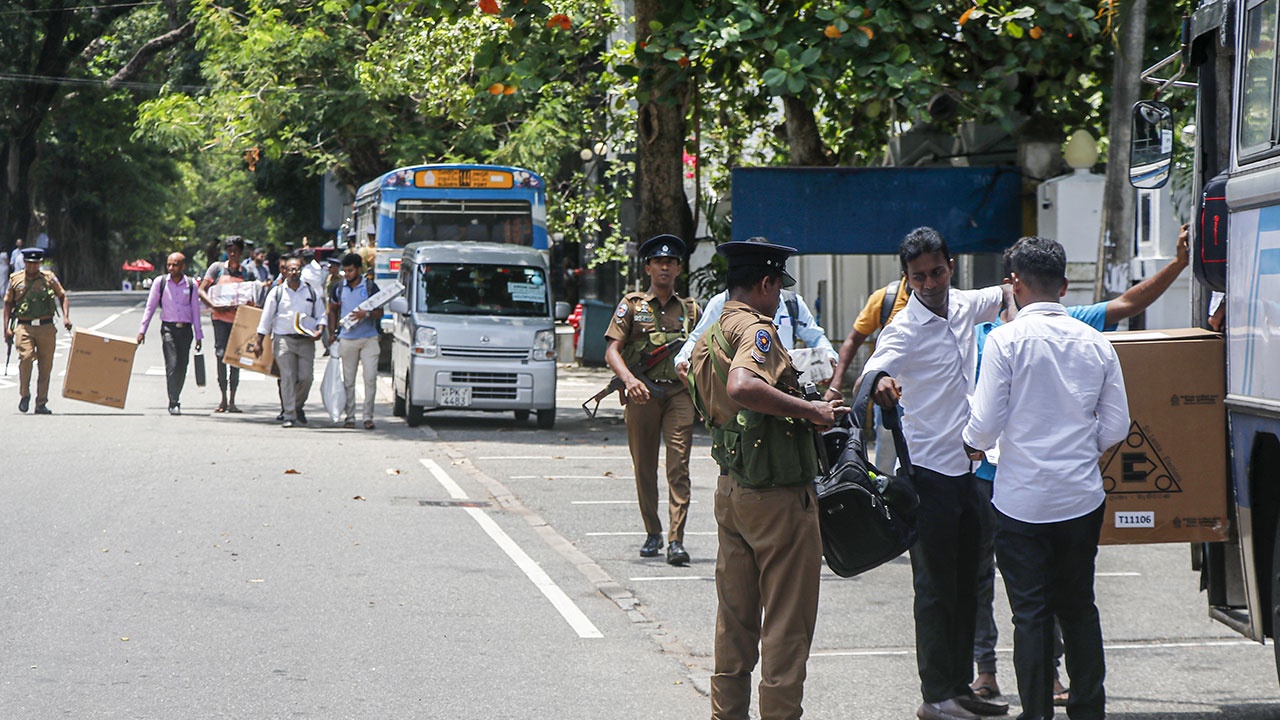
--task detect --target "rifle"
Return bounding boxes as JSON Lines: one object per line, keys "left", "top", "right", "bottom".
{"left": 3, "top": 317, "right": 11, "bottom": 376}
{"left": 582, "top": 337, "right": 685, "bottom": 419}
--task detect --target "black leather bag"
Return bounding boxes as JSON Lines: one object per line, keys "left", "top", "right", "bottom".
{"left": 193, "top": 352, "right": 206, "bottom": 387}
{"left": 813, "top": 372, "right": 918, "bottom": 578}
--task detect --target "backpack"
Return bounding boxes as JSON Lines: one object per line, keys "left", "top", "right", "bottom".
{"left": 781, "top": 290, "right": 800, "bottom": 346}
{"left": 329, "top": 277, "right": 378, "bottom": 306}
{"left": 157, "top": 275, "right": 195, "bottom": 307}
{"left": 1196, "top": 170, "right": 1228, "bottom": 293}
{"left": 879, "top": 280, "right": 910, "bottom": 329}
{"left": 812, "top": 369, "right": 919, "bottom": 578}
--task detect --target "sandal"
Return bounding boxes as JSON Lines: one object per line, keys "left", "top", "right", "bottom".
{"left": 972, "top": 684, "right": 999, "bottom": 700}
{"left": 1053, "top": 688, "right": 1070, "bottom": 707}
{"left": 215, "top": 402, "right": 227, "bottom": 413}
{"left": 363, "top": 420, "right": 376, "bottom": 430}
{"left": 226, "top": 404, "right": 242, "bottom": 414}
{"left": 343, "top": 420, "right": 355, "bottom": 429}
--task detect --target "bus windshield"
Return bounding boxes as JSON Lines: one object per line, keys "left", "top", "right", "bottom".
{"left": 395, "top": 199, "right": 534, "bottom": 247}
{"left": 416, "top": 263, "right": 549, "bottom": 317}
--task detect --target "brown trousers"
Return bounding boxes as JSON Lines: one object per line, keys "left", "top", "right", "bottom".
{"left": 711, "top": 474, "right": 823, "bottom": 720}
{"left": 15, "top": 323, "right": 56, "bottom": 405}
{"left": 623, "top": 385, "right": 694, "bottom": 542}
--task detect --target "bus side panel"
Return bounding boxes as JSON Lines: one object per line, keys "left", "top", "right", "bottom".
{"left": 1228, "top": 412, "right": 1280, "bottom": 642}
{"left": 1227, "top": 204, "right": 1280, "bottom": 401}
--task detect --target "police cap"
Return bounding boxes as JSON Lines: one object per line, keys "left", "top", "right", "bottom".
{"left": 19, "top": 247, "right": 45, "bottom": 262}
{"left": 639, "top": 234, "right": 685, "bottom": 262}
{"left": 717, "top": 237, "right": 797, "bottom": 287}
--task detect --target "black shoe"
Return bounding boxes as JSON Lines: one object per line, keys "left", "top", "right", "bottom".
{"left": 33, "top": 404, "right": 51, "bottom": 415}
{"left": 666, "top": 541, "right": 690, "bottom": 566}
{"left": 276, "top": 411, "right": 285, "bottom": 421}
{"left": 639, "top": 534, "right": 663, "bottom": 558}
{"left": 296, "top": 409, "right": 308, "bottom": 425}
{"left": 18, "top": 396, "right": 29, "bottom": 413}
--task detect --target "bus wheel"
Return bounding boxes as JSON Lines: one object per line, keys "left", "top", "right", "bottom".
{"left": 514, "top": 410, "right": 531, "bottom": 423}
{"left": 536, "top": 408, "right": 555, "bottom": 430}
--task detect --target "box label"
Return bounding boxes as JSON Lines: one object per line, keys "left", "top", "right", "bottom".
{"left": 1114, "top": 511, "right": 1155, "bottom": 528}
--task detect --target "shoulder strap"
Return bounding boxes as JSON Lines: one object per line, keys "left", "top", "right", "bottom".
{"left": 879, "top": 281, "right": 900, "bottom": 329}
{"left": 157, "top": 275, "right": 167, "bottom": 306}
{"left": 782, "top": 290, "right": 799, "bottom": 343}
{"left": 706, "top": 322, "right": 732, "bottom": 385}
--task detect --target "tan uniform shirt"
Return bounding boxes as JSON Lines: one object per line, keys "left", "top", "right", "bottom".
{"left": 691, "top": 300, "right": 799, "bottom": 426}
{"left": 5, "top": 270, "right": 65, "bottom": 319}
{"left": 605, "top": 290, "right": 700, "bottom": 381}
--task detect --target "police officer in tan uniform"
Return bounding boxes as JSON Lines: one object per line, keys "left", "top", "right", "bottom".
{"left": 689, "top": 239, "right": 846, "bottom": 720}
{"left": 3, "top": 248, "right": 72, "bottom": 414}
{"left": 604, "top": 234, "right": 701, "bottom": 565}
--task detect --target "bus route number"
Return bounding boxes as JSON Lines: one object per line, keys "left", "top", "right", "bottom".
{"left": 416, "top": 169, "right": 513, "bottom": 189}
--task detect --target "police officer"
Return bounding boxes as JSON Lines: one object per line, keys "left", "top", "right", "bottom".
{"left": 688, "top": 239, "right": 846, "bottom": 720}
{"left": 604, "top": 234, "right": 701, "bottom": 565}
{"left": 3, "top": 248, "right": 72, "bottom": 414}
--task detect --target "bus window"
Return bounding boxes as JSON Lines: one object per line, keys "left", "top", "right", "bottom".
{"left": 394, "top": 199, "right": 535, "bottom": 247}
{"left": 1240, "top": 0, "right": 1279, "bottom": 156}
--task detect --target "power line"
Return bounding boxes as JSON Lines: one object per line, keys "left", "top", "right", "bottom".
{"left": 0, "top": 2, "right": 164, "bottom": 18}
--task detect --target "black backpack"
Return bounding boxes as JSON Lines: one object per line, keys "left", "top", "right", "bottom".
{"left": 812, "top": 369, "right": 919, "bottom": 578}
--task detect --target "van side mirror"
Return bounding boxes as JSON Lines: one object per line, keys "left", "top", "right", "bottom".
{"left": 1129, "top": 100, "right": 1173, "bottom": 189}
{"left": 554, "top": 301, "right": 571, "bottom": 321}
{"left": 387, "top": 296, "right": 409, "bottom": 314}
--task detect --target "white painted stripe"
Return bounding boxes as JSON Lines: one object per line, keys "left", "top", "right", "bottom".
{"left": 629, "top": 576, "right": 714, "bottom": 582}
{"left": 587, "top": 531, "right": 717, "bottom": 536}
{"left": 87, "top": 302, "right": 142, "bottom": 332}
{"left": 510, "top": 475, "right": 635, "bottom": 480}
{"left": 812, "top": 638, "right": 1255, "bottom": 659}
{"left": 420, "top": 458, "right": 603, "bottom": 640}
{"left": 572, "top": 499, "right": 699, "bottom": 505}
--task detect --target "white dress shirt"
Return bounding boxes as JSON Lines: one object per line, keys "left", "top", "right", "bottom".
{"left": 861, "top": 285, "right": 1003, "bottom": 476}
{"left": 675, "top": 290, "right": 836, "bottom": 365}
{"left": 962, "top": 302, "right": 1130, "bottom": 524}
{"left": 257, "top": 282, "right": 327, "bottom": 337}
{"left": 300, "top": 260, "right": 325, "bottom": 294}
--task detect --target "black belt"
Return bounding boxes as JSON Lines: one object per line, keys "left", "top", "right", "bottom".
{"left": 16, "top": 317, "right": 54, "bottom": 326}
{"left": 162, "top": 321, "right": 192, "bottom": 328}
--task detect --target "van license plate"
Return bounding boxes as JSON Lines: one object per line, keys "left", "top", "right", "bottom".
{"left": 439, "top": 387, "right": 472, "bottom": 407}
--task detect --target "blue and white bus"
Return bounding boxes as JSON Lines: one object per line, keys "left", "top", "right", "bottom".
{"left": 352, "top": 163, "right": 549, "bottom": 282}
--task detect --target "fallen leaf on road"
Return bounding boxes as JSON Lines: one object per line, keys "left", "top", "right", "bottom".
{"left": 284, "top": 469, "right": 301, "bottom": 475}
{"left": 120, "top": 637, "right": 130, "bottom": 642}
{"left": 353, "top": 496, "right": 366, "bottom": 501}
{"left": 385, "top": 468, "right": 400, "bottom": 475}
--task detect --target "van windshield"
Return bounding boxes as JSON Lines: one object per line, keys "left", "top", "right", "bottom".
{"left": 416, "top": 263, "right": 549, "bottom": 317}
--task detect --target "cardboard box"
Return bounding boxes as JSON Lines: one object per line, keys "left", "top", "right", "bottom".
{"left": 1099, "top": 328, "right": 1230, "bottom": 545}
{"left": 221, "top": 305, "right": 278, "bottom": 377}
{"left": 62, "top": 329, "right": 137, "bottom": 408}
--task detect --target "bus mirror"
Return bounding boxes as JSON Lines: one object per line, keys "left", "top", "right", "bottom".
{"left": 1129, "top": 100, "right": 1173, "bottom": 189}
{"left": 388, "top": 296, "right": 409, "bottom": 315}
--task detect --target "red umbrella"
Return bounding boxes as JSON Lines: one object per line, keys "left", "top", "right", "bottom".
{"left": 122, "top": 259, "right": 154, "bottom": 272}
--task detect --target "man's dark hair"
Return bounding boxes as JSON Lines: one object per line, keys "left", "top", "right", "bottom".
{"left": 223, "top": 235, "right": 245, "bottom": 251}
{"left": 898, "top": 227, "right": 949, "bottom": 272}
{"left": 300, "top": 248, "right": 316, "bottom": 262}
{"left": 342, "top": 252, "right": 362, "bottom": 268}
{"left": 726, "top": 265, "right": 777, "bottom": 292}
{"left": 1006, "top": 236, "right": 1066, "bottom": 293}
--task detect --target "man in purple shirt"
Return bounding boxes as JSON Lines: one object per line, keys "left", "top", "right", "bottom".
{"left": 137, "top": 252, "right": 204, "bottom": 415}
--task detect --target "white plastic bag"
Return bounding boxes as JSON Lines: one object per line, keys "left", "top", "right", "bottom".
{"left": 321, "top": 342, "right": 346, "bottom": 423}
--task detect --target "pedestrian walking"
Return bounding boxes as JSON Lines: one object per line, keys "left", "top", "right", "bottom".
{"left": 963, "top": 236, "right": 1130, "bottom": 720}
{"left": 327, "top": 253, "right": 382, "bottom": 430}
{"left": 3, "top": 248, "right": 71, "bottom": 414}
{"left": 603, "top": 234, "right": 701, "bottom": 565}
{"left": 249, "top": 256, "right": 326, "bottom": 428}
{"left": 688, "top": 239, "right": 846, "bottom": 720}
{"left": 136, "top": 252, "right": 204, "bottom": 415}
{"left": 199, "top": 236, "right": 252, "bottom": 413}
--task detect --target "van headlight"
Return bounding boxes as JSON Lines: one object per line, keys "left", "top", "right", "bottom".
{"left": 413, "top": 327, "right": 438, "bottom": 357}
{"left": 532, "top": 329, "right": 556, "bottom": 361}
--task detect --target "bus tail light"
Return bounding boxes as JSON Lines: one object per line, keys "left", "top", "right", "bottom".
{"left": 389, "top": 257, "right": 401, "bottom": 272}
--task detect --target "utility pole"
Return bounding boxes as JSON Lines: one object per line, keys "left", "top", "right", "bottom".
{"left": 1101, "top": 0, "right": 1150, "bottom": 301}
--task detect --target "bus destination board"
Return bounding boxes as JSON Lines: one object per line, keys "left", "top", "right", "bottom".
{"left": 416, "top": 169, "right": 514, "bottom": 189}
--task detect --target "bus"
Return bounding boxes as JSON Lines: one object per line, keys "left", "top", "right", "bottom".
{"left": 352, "top": 163, "right": 549, "bottom": 282}
{"left": 1135, "top": 0, "right": 1280, "bottom": 681}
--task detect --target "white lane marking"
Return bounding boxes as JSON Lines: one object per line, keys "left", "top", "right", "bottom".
{"left": 420, "top": 458, "right": 603, "bottom": 640}
{"left": 510, "top": 475, "right": 635, "bottom": 480}
{"left": 572, "top": 500, "right": 700, "bottom": 505}
{"left": 587, "top": 531, "right": 717, "bottom": 536}
{"left": 87, "top": 302, "right": 143, "bottom": 333}
{"left": 812, "top": 638, "right": 1256, "bottom": 659}
{"left": 629, "top": 576, "right": 714, "bottom": 582}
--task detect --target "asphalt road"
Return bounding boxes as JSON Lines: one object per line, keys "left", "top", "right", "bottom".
{"left": 1, "top": 291, "right": 1277, "bottom": 718}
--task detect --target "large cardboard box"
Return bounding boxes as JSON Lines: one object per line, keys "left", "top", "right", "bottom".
{"left": 1099, "top": 328, "right": 1230, "bottom": 545}
{"left": 62, "top": 329, "right": 137, "bottom": 408}
{"left": 221, "top": 305, "right": 278, "bottom": 377}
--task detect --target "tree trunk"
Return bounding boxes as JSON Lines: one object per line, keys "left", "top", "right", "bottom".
{"left": 633, "top": 0, "right": 693, "bottom": 245}
{"left": 783, "top": 95, "right": 833, "bottom": 166}
{"left": 1101, "top": 0, "right": 1148, "bottom": 301}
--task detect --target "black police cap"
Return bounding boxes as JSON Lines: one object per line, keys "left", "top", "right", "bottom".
{"left": 19, "top": 247, "right": 45, "bottom": 262}
{"left": 717, "top": 238, "right": 797, "bottom": 287}
{"left": 639, "top": 234, "right": 685, "bottom": 262}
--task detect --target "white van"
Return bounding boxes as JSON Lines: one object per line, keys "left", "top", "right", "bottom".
{"left": 387, "top": 242, "right": 558, "bottom": 428}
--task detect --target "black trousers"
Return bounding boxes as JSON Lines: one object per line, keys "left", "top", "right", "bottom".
{"left": 160, "top": 322, "right": 193, "bottom": 406}
{"left": 995, "top": 502, "right": 1106, "bottom": 720}
{"left": 909, "top": 467, "right": 983, "bottom": 703}
{"left": 211, "top": 319, "right": 239, "bottom": 392}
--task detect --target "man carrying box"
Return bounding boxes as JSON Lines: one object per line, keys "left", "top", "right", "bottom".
{"left": 327, "top": 252, "right": 382, "bottom": 430}
{"left": 248, "top": 256, "right": 326, "bottom": 428}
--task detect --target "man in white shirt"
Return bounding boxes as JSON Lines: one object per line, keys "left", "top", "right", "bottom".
{"left": 249, "top": 257, "right": 327, "bottom": 428}
{"left": 10, "top": 238, "right": 25, "bottom": 273}
{"left": 962, "top": 236, "right": 1129, "bottom": 720}
{"left": 299, "top": 247, "right": 326, "bottom": 294}
{"left": 861, "top": 227, "right": 1009, "bottom": 720}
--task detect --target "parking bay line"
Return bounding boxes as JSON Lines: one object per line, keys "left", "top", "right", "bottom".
{"left": 420, "top": 458, "right": 603, "bottom": 640}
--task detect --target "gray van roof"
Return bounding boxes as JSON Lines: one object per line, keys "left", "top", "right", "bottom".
{"left": 401, "top": 242, "right": 547, "bottom": 267}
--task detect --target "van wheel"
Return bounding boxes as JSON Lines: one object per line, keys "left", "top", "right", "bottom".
{"left": 514, "top": 410, "right": 531, "bottom": 423}
{"left": 536, "top": 408, "right": 555, "bottom": 430}
{"left": 407, "top": 402, "right": 425, "bottom": 427}
{"left": 392, "top": 382, "right": 406, "bottom": 418}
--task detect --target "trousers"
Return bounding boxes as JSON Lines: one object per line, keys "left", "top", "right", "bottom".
{"left": 161, "top": 322, "right": 193, "bottom": 407}
{"left": 711, "top": 474, "right": 821, "bottom": 720}
{"left": 15, "top": 322, "right": 56, "bottom": 404}
{"left": 273, "top": 335, "right": 316, "bottom": 421}
{"left": 212, "top": 319, "right": 240, "bottom": 392}
{"left": 623, "top": 386, "right": 694, "bottom": 542}
{"left": 339, "top": 335, "right": 379, "bottom": 422}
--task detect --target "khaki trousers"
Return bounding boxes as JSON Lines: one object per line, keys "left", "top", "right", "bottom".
{"left": 15, "top": 323, "right": 56, "bottom": 404}
{"left": 711, "top": 474, "right": 822, "bottom": 720}
{"left": 623, "top": 385, "right": 694, "bottom": 542}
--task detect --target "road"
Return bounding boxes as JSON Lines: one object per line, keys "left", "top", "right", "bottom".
{"left": 1, "top": 291, "right": 1277, "bottom": 718}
